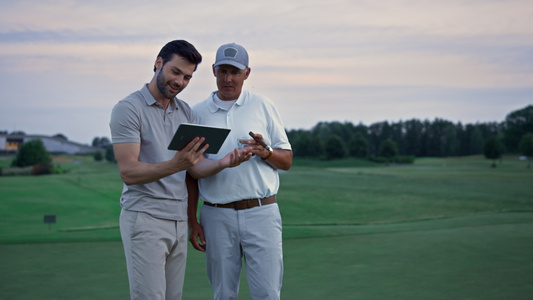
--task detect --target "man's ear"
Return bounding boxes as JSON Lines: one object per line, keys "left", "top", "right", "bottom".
{"left": 212, "top": 64, "right": 217, "bottom": 77}
{"left": 244, "top": 67, "right": 251, "bottom": 79}
{"left": 155, "top": 57, "right": 163, "bottom": 72}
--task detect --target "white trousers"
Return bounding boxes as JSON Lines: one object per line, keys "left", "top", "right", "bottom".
{"left": 120, "top": 209, "right": 188, "bottom": 300}
{"left": 200, "top": 203, "right": 283, "bottom": 300}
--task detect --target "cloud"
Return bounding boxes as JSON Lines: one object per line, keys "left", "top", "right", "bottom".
{"left": 0, "top": 0, "right": 532, "bottom": 144}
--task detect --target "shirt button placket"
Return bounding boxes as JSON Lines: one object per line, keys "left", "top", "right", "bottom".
{"left": 226, "top": 110, "right": 232, "bottom": 128}
{"left": 166, "top": 109, "right": 173, "bottom": 125}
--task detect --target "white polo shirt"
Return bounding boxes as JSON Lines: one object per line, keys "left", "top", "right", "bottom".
{"left": 193, "top": 89, "right": 291, "bottom": 204}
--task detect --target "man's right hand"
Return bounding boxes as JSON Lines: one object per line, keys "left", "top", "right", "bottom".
{"left": 172, "top": 137, "right": 208, "bottom": 170}
{"left": 188, "top": 220, "right": 206, "bottom": 252}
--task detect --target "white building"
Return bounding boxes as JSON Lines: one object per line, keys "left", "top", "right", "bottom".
{"left": 0, "top": 133, "right": 102, "bottom": 155}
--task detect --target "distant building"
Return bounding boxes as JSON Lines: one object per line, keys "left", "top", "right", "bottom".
{"left": 0, "top": 133, "right": 102, "bottom": 155}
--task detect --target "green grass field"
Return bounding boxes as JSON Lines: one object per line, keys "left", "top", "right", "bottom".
{"left": 1, "top": 154, "right": 532, "bottom": 299}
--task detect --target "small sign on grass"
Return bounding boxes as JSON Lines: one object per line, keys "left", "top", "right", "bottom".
{"left": 44, "top": 215, "right": 56, "bottom": 230}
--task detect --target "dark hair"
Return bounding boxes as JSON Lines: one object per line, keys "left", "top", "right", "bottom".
{"left": 153, "top": 40, "right": 202, "bottom": 72}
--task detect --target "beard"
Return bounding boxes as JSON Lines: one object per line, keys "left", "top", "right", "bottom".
{"left": 156, "top": 70, "right": 181, "bottom": 99}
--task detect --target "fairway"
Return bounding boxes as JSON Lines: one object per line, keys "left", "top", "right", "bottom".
{"left": 1, "top": 155, "right": 532, "bottom": 299}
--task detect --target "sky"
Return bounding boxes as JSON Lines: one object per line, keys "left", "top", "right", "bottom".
{"left": 1, "top": 0, "right": 532, "bottom": 145}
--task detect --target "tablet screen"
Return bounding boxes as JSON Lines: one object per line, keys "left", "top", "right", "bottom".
{"left": 168, "top": 123, "right": 231, "bottom": 154}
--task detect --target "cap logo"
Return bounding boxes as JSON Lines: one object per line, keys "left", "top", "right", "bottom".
{"left": 224, "top": 47, "right": 238, "bottom": 58}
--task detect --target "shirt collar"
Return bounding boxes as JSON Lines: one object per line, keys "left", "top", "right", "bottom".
{"left": 207, "top": 90, "right": 248, "bottom": 113}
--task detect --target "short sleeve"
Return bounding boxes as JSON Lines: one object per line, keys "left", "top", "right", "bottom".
{"left": 110, "top": 100, "right": 141, "bottom": 144}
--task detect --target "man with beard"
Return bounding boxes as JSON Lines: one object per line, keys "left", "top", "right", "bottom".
{"left": 110, "top": 40, "right": 251, "bottom": 300}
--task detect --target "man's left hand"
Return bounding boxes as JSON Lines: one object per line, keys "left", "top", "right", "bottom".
{"left": 222, "top": 148, "right": 253, "bottom": 168}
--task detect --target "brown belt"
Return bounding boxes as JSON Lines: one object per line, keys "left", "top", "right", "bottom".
{"left": 204, "top": 195, "right": 276, "bottom": 210}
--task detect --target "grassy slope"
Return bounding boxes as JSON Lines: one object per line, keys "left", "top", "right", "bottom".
{"left": 0, "top": 155, "right": 122, "bottom": 243}
{"left": 281, "top": 156, "right": 533, "bottom": 227}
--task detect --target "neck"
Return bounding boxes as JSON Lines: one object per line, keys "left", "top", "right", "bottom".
{"left": 147, "top": 81, "right": 171, "bottom": 109}
{"left": 216, "top": 91, "right": 240, "bottom": 101}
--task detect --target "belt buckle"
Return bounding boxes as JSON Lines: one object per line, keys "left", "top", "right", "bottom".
{"left": 233, "top": 199, "right": 260, "bottom": 210}
{"left": 233, "top": 200, "right": 246, "bottom": 210}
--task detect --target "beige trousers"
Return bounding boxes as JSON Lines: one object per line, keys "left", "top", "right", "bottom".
{"left": 120, "top": 209, "right": 188, "bottom": 300}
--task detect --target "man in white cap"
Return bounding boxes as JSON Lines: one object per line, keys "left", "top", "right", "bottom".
{"left": 188, "top": 43, "right": 293, "bottom": 300}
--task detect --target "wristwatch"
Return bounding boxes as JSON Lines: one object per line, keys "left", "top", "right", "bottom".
{"left": 262, "top": 145, "right": 274, "bottom": 160}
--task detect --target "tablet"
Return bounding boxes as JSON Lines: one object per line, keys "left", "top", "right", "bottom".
{"left": 168, "top": 123, "right": 231, "bottom": 154}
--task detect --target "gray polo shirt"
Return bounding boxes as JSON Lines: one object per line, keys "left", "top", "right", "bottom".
{"left": 110, "top": 84, "right": 195, "bottom": 221}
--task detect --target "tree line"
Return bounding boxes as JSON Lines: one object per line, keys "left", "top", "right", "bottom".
{"left": 3, "top": 105, "right": 532, "bottom": 174}
{"left": 91, "top": 137, "right": 115, "bottom": 163}
{"left": 286, "top": 105, "right": 533, "bottom": 162}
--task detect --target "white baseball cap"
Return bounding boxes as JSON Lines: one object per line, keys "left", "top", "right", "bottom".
{"left": 214, "top": 43, "right": 249, "bottom": 70}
